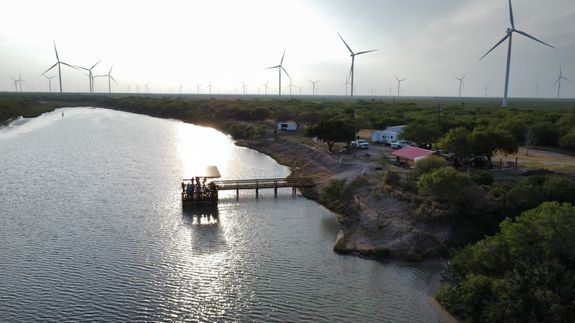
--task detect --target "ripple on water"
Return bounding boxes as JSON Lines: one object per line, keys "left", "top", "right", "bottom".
{"left": 0, "top": 108, "right": 445, "bottom": 322}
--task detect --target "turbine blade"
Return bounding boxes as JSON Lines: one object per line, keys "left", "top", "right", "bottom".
{"left": 514, "top": 30, "right": 555, "bottom": 49}
{"left": 91, "top": 60, "right": 101, "bottom": 70}
{"left": 337, "top": 32, "right": 354, "bottom": 54}
{"left": 266, "top": 65, "right": 281, "bottom": 69}
{"left": 554, "top": 79, "right": 560, "bottom": 85}
{"left": 53, "top": 41, "right": 60, "bottom": 61}
{"left": 62, "top": 62, "right": 80, "bottom": 70}
{"left": 280, "top": 48, "right": 286, "bottom": 64}
{"left": 508, "top": 0, "right": 515, "bottom": 28}
{"left": 282, "top": 66, "right": 292, "bottom": 81}
{"left": 563, "top": 77, "right": 572, "bottom": 82}
{"left": 462, "top": 72, "right": 467, "bottom": 79}
{"left": 480, "top": 33, "right": 510, "bottom": 60}
{"left": 394, "top": 74, "right": 399, "bottom": 81}
{"left": 355, "top": 49, "right": 377, "bottom": 56}
{"left": 109, "top": 65, "right": 113, "bottom": 74}
{"left": 42, "top": 63, "right": 58, "bottom": 75}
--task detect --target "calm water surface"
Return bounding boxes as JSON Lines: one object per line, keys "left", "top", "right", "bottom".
{"left": 0, "top": 108, "right": 445, "bottom": 322}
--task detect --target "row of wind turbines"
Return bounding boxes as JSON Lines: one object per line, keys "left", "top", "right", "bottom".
{"left": 39, "top": 41, "right": 117, "bottom": 94}
{"left": 7, "top": 0, "right": 571, "bottom": 106}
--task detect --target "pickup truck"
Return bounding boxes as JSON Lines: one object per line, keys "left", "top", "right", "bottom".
{"left": 351, "top": 139, "right": 370, "bottom": 149}
{"left": 390, "top": 140, "right": 415, "bottom": 149}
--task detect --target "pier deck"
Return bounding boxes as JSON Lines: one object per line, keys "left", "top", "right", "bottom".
{"left": 214, "top": 177, "right": 315, "bottom": 197}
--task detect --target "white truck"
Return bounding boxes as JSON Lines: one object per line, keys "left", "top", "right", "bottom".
{"left": 351, "top": 139, "right": 370, "bottom": 149}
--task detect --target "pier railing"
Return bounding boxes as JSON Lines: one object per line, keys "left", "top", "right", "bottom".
{"left": 213, "top": 177, "right": 315, "bottom": 197}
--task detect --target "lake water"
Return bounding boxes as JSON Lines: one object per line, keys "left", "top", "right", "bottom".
{"left": 0, "top": 108, "right": 445, "bottom": 322}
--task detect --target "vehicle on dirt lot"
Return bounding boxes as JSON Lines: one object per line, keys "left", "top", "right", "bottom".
{"left": 351, "top": 139, "right": 370, "bottom": 149}
{"left": 390, "top": 140, "right": 414, "bottom": 149}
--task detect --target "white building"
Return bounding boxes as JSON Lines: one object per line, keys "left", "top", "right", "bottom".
{"left": 371, "top": 125, "right": 405, "bottom": 144}
{"left": 277, "top": 121, "right": 298, "bottom": 131}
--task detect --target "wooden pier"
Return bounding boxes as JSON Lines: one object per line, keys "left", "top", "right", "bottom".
{"left": 214, "top": 177, "right": 315, "bottom": 198}
{"left": 181, "top": 166, "right": 315, "bottom": 207}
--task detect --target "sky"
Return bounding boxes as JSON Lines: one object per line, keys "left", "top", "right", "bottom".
{"left": 1, "top": 0, "right": 574, "bottom": 98}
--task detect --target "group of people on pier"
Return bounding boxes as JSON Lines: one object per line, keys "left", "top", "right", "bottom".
{"left": 181, "top": 177, "right": 218, "bottom": 202}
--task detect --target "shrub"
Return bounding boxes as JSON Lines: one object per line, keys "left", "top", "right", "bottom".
{"left": 438, "top": 202, "right": 575, "bottom": 323}
{"left": 383, "top": 169, "right": 401, "bottom": 187}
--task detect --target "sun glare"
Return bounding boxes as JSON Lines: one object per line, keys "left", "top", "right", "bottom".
{"left": 177, "top": 122, "right": 232, "bottom": 179}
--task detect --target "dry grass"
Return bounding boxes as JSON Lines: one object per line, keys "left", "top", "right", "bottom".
{"left": 494, "top": 147, "right": 575, "bottom": 175}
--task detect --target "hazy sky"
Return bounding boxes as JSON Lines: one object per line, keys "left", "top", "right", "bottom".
{"left": 1, "top": 0, "right": 574, "bottom": 98}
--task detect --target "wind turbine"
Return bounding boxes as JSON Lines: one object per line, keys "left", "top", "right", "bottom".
{"left": 10, "top": 77, "right": 18, "bottom": 92}
{"left": 337, "top": 32, "right": 377, "bottom": 97}
{"left": 480, "top": 0, "right": 555, "bottom": 107}
{"left": 309, "top": 80, "right": 319, "bottom": 95}
{"left": 242, "top": 82, "right": 248, "bottom": 95}
{"left": 455, "top": 73, "right": 466, "bottom": 97}
{"left": 208, "top": 82, "right": 213, "bottom": 95}
{"left": 554, "top": 66, "right": 571, "bottom": 99}
{"left": 482, "top": 83, "right": 490, "bottom": 97}
{"left": 43, "top": 74, "right": 57, "bottom": 92}
{"left": 394, "top": 75, "right": 406, "bottom": 96}
{"left": 15, "top": 73, "right": 25, "bottom": 92}
{"left": 262, "top": 81, "right": 269, "bottom": 95}
{"left": 43, "top": 41, "right": 78, "bottom": 93}
{"left": 534, "top": 81, "right": 541, "bottom": 97}
{"left": 266, "top": 48, "right": 291, "bottom": 96}
{"left": 196, "top": 83, "right": 202, "bottom": 94}
{"left": 76, "top": 60, "right": 100, "bottom": 93}
{"left": 342, "top": 74, "right": 351, "bottom": 96}
{"left": 286, "top": 80, "right": 296, "bottom": 96}
{"left": 94, "top": 66, "right": 117, "bottom": 94}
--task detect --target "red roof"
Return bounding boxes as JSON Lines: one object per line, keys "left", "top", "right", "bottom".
{"left": 391, "top": 146, "right": 435, "bottom": 160}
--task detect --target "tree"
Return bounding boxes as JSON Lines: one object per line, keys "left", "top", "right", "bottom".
{"left": 437, "top": 202, "right": 575, "bottom": 323}
{"left": 417, "top": 167, "right": 483, "bottom": 217}
{"left": 411, "top": 155, "right": 447, "bottom": 182}
{"left": 436, "top": 127, "right": 472, "bottom": 162}
{"left": 532, "top": 122, "right": 560, "bottom": 147}
{"left": 399, "top": 122, "right": 443, "bottom": 148}
{"left": 306, "top": 118, "right": 355, "bottom": 152}
{"left": 559, "top": 128, "right": 575, "bottom": 151}
{"left": 469, "top": 127, "right": 517, "bottom": 163}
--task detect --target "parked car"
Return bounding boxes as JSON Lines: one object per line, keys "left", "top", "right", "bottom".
{"left": 390, "top": 140, "right": 414, "bottom": 149}
{"left": 351, "top": 139, "right": 370, "bottom": 149}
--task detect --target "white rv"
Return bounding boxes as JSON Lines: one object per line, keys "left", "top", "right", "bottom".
{"left": 370, "top": 125, "right": 405, "bottom": 145}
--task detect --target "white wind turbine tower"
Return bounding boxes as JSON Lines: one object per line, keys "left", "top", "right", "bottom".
{"left": 262, "top": 81, "right": 269, "bottom": 95}
{"left": 480, "top": 0, "right": 555, "bottom": 107}
{"left": 554, "top": 66, "right": 571, "bottom": 99}
{"left": 242, "top": 82, "right": 248, "bottom": 95}
{"left": 43, "top": 41, "right": 78, "bottom": 93}
{"left": 94, "top": 66, "right": 117, "bottom": 94}
{"left": 455, "top": 73, "right": 466, "bottom": 97}
{"left": 394, "top": 75, "right": 406, "bottom": 96}
{"left": 43, "top": 74, "right": 57, "bottom": 92}
{"left": 10, "top": 77, "right": 18, "bottom": 92}
{"left": 77, "top": 60, "right": 100, "bottom": 93}
{"left": 482, "top": 83, "right": 490, "bottom": 97}
{"left": 286, "top": 80, "right": 296, "bottom": 96}
{"left": 342, "top": 74, "right": 351, "bottom": 96}
{"left": 309, "top": 80, "right": 319, "bottom": 95}
{"left": 266, "top": 48, "right": 291, "bottom": 96}
{"left": 337, "top": 32, "right": 377, "bottom": 97}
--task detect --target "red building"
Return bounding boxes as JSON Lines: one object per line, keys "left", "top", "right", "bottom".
{"left": 391, "top": 146, "right": 437, "bottom": 168}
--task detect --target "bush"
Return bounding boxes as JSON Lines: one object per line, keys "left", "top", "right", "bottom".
{"left": 383, "top": 169, "right": 401, "bottom": 187}
{"left": 438, "top": 202, "right": 575, "bottom": 323}
{"left": 411, "top": 155, "right": 447, "bottom": 181}
{"left": 472, "top": 171, "right": 494, "bottom": 186}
